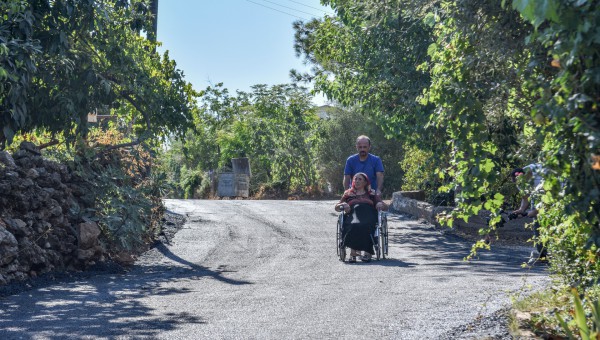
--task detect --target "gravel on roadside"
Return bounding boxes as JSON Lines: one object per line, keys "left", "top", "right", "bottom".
{"left": 438, "top": 308, "right": 514, "bottom": 339}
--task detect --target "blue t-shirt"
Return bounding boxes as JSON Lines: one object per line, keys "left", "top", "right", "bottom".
{"left": 344, "top": 153, "right": 384, "bottom": 190}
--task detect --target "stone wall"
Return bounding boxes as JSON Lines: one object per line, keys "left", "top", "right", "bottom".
{"left": 0, "top": 143, "right": 104, "bottom": 285}
{"left": 391, "top": 191, "right": 533, "bottom": 244}
{"left": 391, "top": 191, "right": 452, "bottom": 226}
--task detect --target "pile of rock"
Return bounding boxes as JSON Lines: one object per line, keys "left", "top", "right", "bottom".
{"left": 0, "top": 142, "right": 103, "bottom": 285}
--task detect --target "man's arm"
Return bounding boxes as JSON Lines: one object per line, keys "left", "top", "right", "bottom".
{"left": 374, "top": 156, "right": 385, "bottom": 195}
{"left": 376, "top": 171, "right": 384, "bottom": 195}
{"left": 343, "top": 157, "right": 353, "bottom": 190}
{"left": 343, "top": 175, "right": 352, "bottom": 190}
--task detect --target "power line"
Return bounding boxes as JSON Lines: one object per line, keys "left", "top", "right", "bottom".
{"left": 286, "top": 0, "right": 334, "bottom": 15}
{"left": 246, "top": 0, "right": 309, "bottom": 20}
{"left": 260, "top": 0, "right": 322, "bottom": 17}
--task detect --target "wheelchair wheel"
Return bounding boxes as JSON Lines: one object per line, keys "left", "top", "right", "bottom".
{"left": 337, "top": 214, "right": 346, "bottom": 261}
{"left": 374, "top": 232, "right": 381, "bottom": 261}
{"left": 374, "top": 222, "right": 381, "bottom": 261}
{"left": 381, "top": 213, "right": 388, "bottom": 258}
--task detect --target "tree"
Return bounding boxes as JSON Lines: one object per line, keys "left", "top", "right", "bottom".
{"left": 508, "top": 0, "right": 600, "bottom": 284}
{"left": 158, "top": 84, "right": 322, "bottom": 197}
{"left": 292, "top": 0, "right": 453, "bottom": 196}
{"left": 149, "top": 0, "right": 159, "bottom": 43}
{"left": 296, "top": 0, "right": 600, "bottom": 284}
{"left": 0, "top": 0, "right": 195, "bottom": 149}
{"left": 292, "top": 0, "right": 435, "bottom": 143}
{"left": 421, "top": 0, "right": 536, "bottom": 229}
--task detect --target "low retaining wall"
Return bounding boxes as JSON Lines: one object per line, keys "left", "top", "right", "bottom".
{"left": 391, "top": 191, "right": 533, "bottom": 244}
{"left": 391, "top": 192, "right": 452, "bottom": 225}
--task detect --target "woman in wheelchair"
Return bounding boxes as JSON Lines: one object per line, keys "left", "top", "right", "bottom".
{"left": 335, "top": 172, "right": 387, "bottom": 263}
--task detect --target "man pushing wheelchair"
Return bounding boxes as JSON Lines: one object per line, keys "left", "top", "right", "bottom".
{"left": 335, "top": 135, "right": 388, "bottom": 263}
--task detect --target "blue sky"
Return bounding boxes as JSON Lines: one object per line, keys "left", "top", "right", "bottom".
{"left": 157, "top": 0, "right": 332, "bottom": 105}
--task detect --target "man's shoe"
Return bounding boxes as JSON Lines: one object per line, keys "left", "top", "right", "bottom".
{"left": 527, "top": 251, "right": 549, "bottom": 265}
{"left": 527, "top": 251, "right": 539, "bottom": 265}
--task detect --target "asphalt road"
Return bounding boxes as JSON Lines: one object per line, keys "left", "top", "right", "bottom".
{"left": 0, "top": 199, "right": 549, "bottom": 339}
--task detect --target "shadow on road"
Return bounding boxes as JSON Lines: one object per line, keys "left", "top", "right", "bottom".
{"left": 154, "top": 242, "right": 252, "bottom": 286}
{"left": 386, "top": 217, "right": 546, "bottom": 276}
{"left": 358, "top": 258, "right": 418, "bottom": 268}
{"left": 0, "top": 243, "right": 252, "bottom": 339}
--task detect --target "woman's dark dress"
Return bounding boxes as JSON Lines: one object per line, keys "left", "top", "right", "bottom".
{"left": 339, "top": 191, "right": 382, "bottom": 255}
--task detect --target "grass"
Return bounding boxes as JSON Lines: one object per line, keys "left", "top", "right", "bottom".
{"left": 509, "top": 284, "right": 600, "bottom": 339}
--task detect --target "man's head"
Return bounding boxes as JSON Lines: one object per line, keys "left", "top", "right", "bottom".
{"left": 510, "top": 167, "right": 528, "bottom": 182}
{"left": 355, "top": 135, "right": 371, "bottom": 157}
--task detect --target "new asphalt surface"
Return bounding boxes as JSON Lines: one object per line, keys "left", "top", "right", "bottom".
{"left": 0, "top": 199, "right": 549, "bottom": 339}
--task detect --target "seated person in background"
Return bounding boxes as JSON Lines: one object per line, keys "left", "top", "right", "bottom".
{"left": 335, "top": 172, "right": 387, "bottom": 263}
{"left": 510, "top": 163, "right": 548, "bottom": 264}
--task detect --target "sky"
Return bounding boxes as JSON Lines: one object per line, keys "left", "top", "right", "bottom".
{"left": 157, "top": 0, "right": 333, "bottom": 105}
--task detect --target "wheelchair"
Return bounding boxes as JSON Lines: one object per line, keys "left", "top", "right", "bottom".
{"left": 337, "top": 210, "right": 388, "bottom": 261}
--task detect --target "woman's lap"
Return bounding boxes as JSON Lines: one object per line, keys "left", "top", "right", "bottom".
{"left": 342, "top": 203, "right": 377, "bottom": 254}
{"left": 342, "top": 223, "right": 374, "bottom": 254}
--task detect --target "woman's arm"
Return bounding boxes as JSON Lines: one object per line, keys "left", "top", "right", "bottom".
{"left": 335, "top": 196, "right": 351, "bottom": 213}
{"left": 375, "top": 202, "right": 388, "bottom": 211}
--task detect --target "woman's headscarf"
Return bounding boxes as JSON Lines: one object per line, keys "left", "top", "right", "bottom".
{"left": 351, "top": 172, "right": 372, "bottom": 192}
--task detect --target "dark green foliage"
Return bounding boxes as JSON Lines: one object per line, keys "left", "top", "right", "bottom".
{"left": 422, "top": 0, "right": 536, "bottom": 226}
{"left": 157, "top": 84, "right": 322, "bottom": 197}
{"left": 92, "top": 165, "right": 163, "bottom": 252}
{"left": 1, "top": 0, "right": 196, "bottom": 254}
{"left": 512, "top": 0, "right": 600, "bottom": 285}
{"left": 293, "top": 0, "right": 600, "bottom": 287}
{"left": 0, "top": 0, "right": 195, "bottom": 148}
{"left": 292, "top": 0, "right": 435, "bottom": 142}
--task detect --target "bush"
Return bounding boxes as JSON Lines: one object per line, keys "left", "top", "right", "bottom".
{"left": 181, "top": 168, "right": 204, "bottom": 199}
{"left": 513, "top": 285, "right": 600, "bottom": 339}
{"left": 557, "top": 288, "right": 600, "bottom": 339}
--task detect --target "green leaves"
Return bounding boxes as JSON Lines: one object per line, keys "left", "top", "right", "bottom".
{"left": 480, "top": 159, "right": 495, "bottom": 174}
{"left": 1, "top": 0, "right": 195, "bottom": 149}
{"left": 427, "top": 43, "right": 438, "bottom": 57}
{"left": 511, "top": 0, "right": 600, "bottom": 284}
{"left": 423, "top": 12, "right": 437, "bottom": 28}
{"left": 159, "top": 84, "right": 320, "bottom": 197}
{"left": 293, "top": 1, "right": 434, "bottom": 142}
{"left": 555, "top": 288, "right": 600, "bottom": 339}
{"left": 512, "top": 0, "right": 560, "bottom": 28}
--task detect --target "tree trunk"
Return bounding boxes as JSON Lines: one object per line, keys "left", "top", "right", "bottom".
{"left": 148, "top": 0, "right": 159, "bottom": 44}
